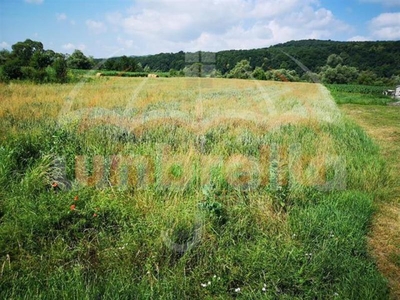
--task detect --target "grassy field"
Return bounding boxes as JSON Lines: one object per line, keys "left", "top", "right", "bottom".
{"left": 327, "top": 84, "right": 395, "bottom": 106}
{"left": 0, "top": 77, "right": 391, "bottom": 298}
{"left": 339, "top": 104, "right": 400, "bottom": 299}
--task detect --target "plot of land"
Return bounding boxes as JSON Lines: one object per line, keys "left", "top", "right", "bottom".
{"left": 340, "top": 104, "right": 400, "bottom": 299}
{"left": 0, "top": 78, "right": 391, "bottom": 298}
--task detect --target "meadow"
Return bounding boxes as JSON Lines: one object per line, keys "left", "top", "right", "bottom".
{"left": 0, "top": 77, "right": 392, "bottom": 298}
{"left": 339, "top": 103, "right": 400, "bottom": 299}
{"left": 327, "top": 84, "right": 394, "bottom": 106}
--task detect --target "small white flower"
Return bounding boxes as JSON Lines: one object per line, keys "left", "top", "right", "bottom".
{"left": 208, "top": 281, "right": 211, "bottom": 286}
{"left": 262, "top": 287, "right": 266, "bottom": 292}
{"left": 234, "top": 288, "right": 241, "bottom": 293}
{"left": 213, "top": 275, "right": 217, "bottom": 278}
{"left": 334, "top": 292, "right": 339, "bottom": 297}
{"left": 201, "top": 283, "right": 208, "bottom": 288}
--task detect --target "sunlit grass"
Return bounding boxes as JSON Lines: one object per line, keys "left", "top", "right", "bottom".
{"left": 0, "top": 77, "right": 390, "bottom": 298}
{"left": 340, "top": 104, "right": 400, "bottom": 299}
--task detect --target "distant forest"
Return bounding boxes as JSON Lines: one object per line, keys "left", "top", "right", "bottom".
{"left": 1, "top": 39, "right": 399, "bottom": 85}
{"left": 130, "top": 40, "right": 400, "bottom": 78}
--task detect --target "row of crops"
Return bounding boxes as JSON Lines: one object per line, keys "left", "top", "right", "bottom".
{"left": 326, "top": 84, "right": 392, "bottom": 95}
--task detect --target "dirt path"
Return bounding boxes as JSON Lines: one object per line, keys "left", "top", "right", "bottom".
{"left": 340, "top": 104, "right": 400, "bottom": 299}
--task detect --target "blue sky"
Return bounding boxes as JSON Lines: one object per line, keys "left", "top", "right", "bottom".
{"left": 1, "top": 0, "right": 399, "bottom": 58}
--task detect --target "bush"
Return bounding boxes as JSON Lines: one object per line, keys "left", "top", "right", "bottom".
{"left": 252, "top": 67, "right": 266, "bottom": 80}
{"left": 2, "top": 59, "right": 23, "bottom": 80}
{"left": 0, "top": 39, "right": 74, "bottom": 84}
{"left": 265, "top": 69, "right": 300, "bottom": 82}
{"left": 21, "top": 66, "right": 36, "bottom": 80}
{"left": 357, "top": 70, "right": 378, "bottom": 86}
{"left": 320, "top": 64, "right": 359, "bottom": 84}
{"left": 227, "top": 60, "right": 252, "bottom": 79}
{"left": 53, "top": 58, "right": 68, "bottom": 83}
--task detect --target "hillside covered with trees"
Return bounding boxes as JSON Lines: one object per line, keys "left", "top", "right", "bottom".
{"left": 1, "top": 39, "right": 399, "bottom": 85}
{"left": 133, "top": 40, "right": 400, "bottom": 78}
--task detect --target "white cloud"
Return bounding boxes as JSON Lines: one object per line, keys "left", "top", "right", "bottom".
{"left": 105, "top": 0, "right": 351, "bottom": 55}
{"left": 62, "top": 43, "right": 75, "bottom": 51}
{"left": 86, "top": 20, "right": 107, "bottom": 34}
{"left": 0, "top": 41, "right": 10, "bottom": 49}
{"left": 24, "top": 0, "right": 43, "bottom": 4}
{"left": 56, "top": 13, "right": 67, "bottom": 22}
{"left": 117, "top": 37, "right": 134, "bottom": 49}
{"left": 62, "top": 43, "right": 87, "bottom": 52}
{"left": 369, "top": 13, "right": 400, "bottom": 39}
{"left": 359, "top": 0, "right": 400, "bottom": 7}
{"left": 347, "top": 35, "right": 369, "bottom": 42}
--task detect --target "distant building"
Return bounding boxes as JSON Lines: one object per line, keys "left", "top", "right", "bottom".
{"left": 395, "top": 85, "right": 400, "bottom": 100}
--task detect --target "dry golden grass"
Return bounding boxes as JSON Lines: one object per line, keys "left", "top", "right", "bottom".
{"left": 0, "top": 77, "right": 340, "bottom": 131}
{"left": 370, "top": 203, "right": 400, "bottom": 300}
{"left": 0, "top": 78, "right": 343, "bottom": 156}
{"left": 341, "top": 104, "right": 400, "bottom": 299}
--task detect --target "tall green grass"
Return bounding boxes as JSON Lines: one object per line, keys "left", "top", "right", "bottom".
{"left": 0, "top": 79, "right": 390, "bottom": 299}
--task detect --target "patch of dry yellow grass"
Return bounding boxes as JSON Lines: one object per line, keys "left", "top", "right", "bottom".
{"left": 1, "top": 77, "right": 341, "bottom": 142}
{"left": 0, "top": 77, "right": 337, "bottom": 132}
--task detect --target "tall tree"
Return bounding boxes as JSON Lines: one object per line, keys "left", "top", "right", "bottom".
{"left": 52, "top": 55, "right": 68, "bottom": 83}
{"left": 227, "top": 60, "right": 252, "bottom": 79}
{"left": 11, "top": 39, "right": 44, "bottom": 65}
{"left": 326, "top": 54, "right": 343, "bottom": 68}
{"left": 67, "top": 50, "right": 93, "bottom": 69}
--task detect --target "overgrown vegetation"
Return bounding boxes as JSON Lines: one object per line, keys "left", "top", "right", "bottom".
{"left": 327, "top": 84, "right": 395, "bottom": 105}
{"left": 0, "top": 78, "right": 391, "bottom": 298}
{"left": 0, "top": 39, "right": 70, "bottom": 83}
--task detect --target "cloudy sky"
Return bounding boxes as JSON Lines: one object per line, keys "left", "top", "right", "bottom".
{"left": 1, "top": 0, "right": 399, "bottom": 58}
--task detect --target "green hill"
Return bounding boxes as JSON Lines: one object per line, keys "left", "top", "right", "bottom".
{"left": 133, "top": 39, "right": 400, "bottom": 78}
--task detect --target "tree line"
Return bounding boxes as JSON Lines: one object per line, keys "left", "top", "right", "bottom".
{"left": 0, "top": 39, "right": 147, "bottom": 83}
{"left": 133, "top": 40, "right": 400, "bottom": 79}
{"left": 0, "top": 39, "right": 98, "bottom": 83}
{"left": 0, "top": 39, "right": 69, "bottom": 83}
{"left": 1, "top": 39, "right": 399, "bottom": 85}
